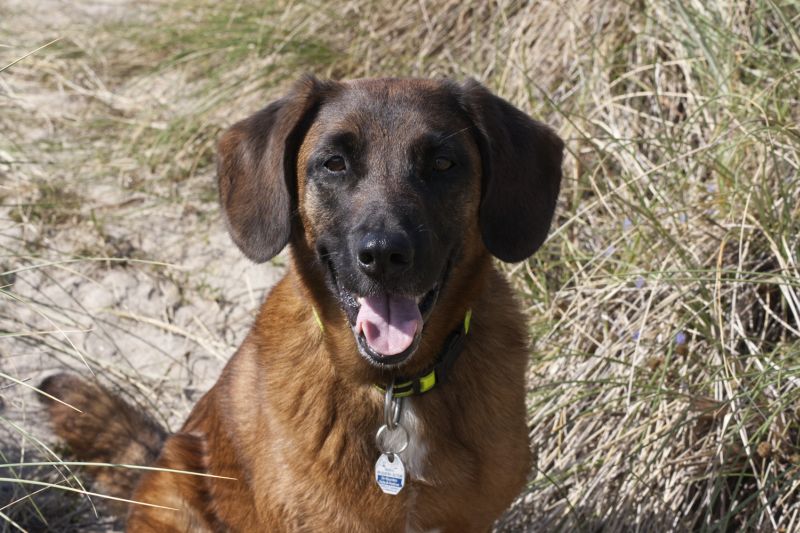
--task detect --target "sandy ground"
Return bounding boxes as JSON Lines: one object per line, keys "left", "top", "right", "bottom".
{"left": 2, "top": 0, "right": 285, "bottom": 414}
{"left": 1, "top": 0, "right": 286, "bottom": 526}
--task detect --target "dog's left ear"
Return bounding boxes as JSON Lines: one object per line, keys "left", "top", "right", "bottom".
{"left": 217, "top": 76, "right": 333, "bottom": 262}
{"left": 459, "top": 79, "right": 564, "bottom": 263}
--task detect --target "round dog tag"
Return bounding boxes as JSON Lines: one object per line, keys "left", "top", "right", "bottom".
{"left": 375, "top": 453, "right": 405, "bottom": 495}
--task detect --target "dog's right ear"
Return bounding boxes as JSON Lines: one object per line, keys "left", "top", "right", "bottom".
{"left": 217, "top": 76, "right": 332, "bottom": 262}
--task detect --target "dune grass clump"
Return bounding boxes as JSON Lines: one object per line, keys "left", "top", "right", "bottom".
{"left": 458, "top": 2, "right": 800, "bottom": 530}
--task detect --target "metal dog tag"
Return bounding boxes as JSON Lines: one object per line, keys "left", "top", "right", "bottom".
{"left": 375, "top": 453, "right": 405, "bottom": 495}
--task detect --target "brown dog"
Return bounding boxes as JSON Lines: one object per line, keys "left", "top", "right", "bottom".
{"left": 41, "top": 76, "right": 563, "bottom": 532}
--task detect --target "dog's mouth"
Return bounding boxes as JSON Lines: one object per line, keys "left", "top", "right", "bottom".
{"left": 322, "top": 253, "right": 446, "bottom": 367}
{"left": 352, "top": 287, "right": 440, "bottom": 365}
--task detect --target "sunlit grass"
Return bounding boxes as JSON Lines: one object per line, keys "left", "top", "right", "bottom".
{"left": 1, "top": 0, "right": 798, "bottom": 530}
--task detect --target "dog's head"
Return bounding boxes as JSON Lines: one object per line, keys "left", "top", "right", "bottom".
{"left": 217, "top": 76, "right": 563, "bottom": 372}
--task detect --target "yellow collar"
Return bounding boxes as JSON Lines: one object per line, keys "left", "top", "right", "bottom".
{"left": 311, "top": 306, "right": 473, "bottom": 398}
{"left": 375, "top": 309, "right": 472, "bottom": 398}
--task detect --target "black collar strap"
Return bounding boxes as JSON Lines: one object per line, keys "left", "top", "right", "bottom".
{"left": 375, "top": 309, "right": 472, "bottom": 398}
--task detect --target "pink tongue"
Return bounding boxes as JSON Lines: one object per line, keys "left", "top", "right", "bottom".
{"left": 356, "top": 295, "right": 422, "bottom": 356}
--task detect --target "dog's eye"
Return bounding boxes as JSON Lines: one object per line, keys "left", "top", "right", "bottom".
{"left": 324, "top": 156, "right": 346, "bottom": 172}
{"left": 433, "top": 157, "right": 454, "bottom": 172}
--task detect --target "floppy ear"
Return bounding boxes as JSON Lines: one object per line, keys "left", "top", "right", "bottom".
{"left": 217, "top": 76, "right": 331, "bottom": 262}
{"left": 459, "top": 79, "right": 564, "bottom": 263}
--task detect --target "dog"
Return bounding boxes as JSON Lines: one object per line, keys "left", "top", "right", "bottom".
{"left": 40, "top": 76, "right": 563, "bottom": 532}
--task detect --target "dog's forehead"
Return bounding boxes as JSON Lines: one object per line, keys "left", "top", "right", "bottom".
{"left": 315, "top": 78, "right": 467, "bottom": 136}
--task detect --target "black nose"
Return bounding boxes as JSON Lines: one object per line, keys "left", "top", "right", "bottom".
{"left": 357, "top": 232, "right": 414, "bottom": 279}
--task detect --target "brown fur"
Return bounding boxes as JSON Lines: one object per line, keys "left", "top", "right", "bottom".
{"left": 41, "top": 77, "right": 563, "bottom": 532}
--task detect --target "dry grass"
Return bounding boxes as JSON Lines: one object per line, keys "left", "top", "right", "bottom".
{"left": 1, "top": 0, "right": 799, "bottom": 531}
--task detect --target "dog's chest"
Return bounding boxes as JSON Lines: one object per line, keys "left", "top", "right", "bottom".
{"left": 400, "top": 403, "right": 428, "bottom": 481}
{"left": 379, "top": 401, "right": 428, "bottom": 482}
{"left": 388, "top": 402, "right": 435, "bottom": 533}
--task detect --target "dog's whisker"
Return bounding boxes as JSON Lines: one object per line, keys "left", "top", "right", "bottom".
{"left": 440, "top": 126, "right": 471, "bottom": 142}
